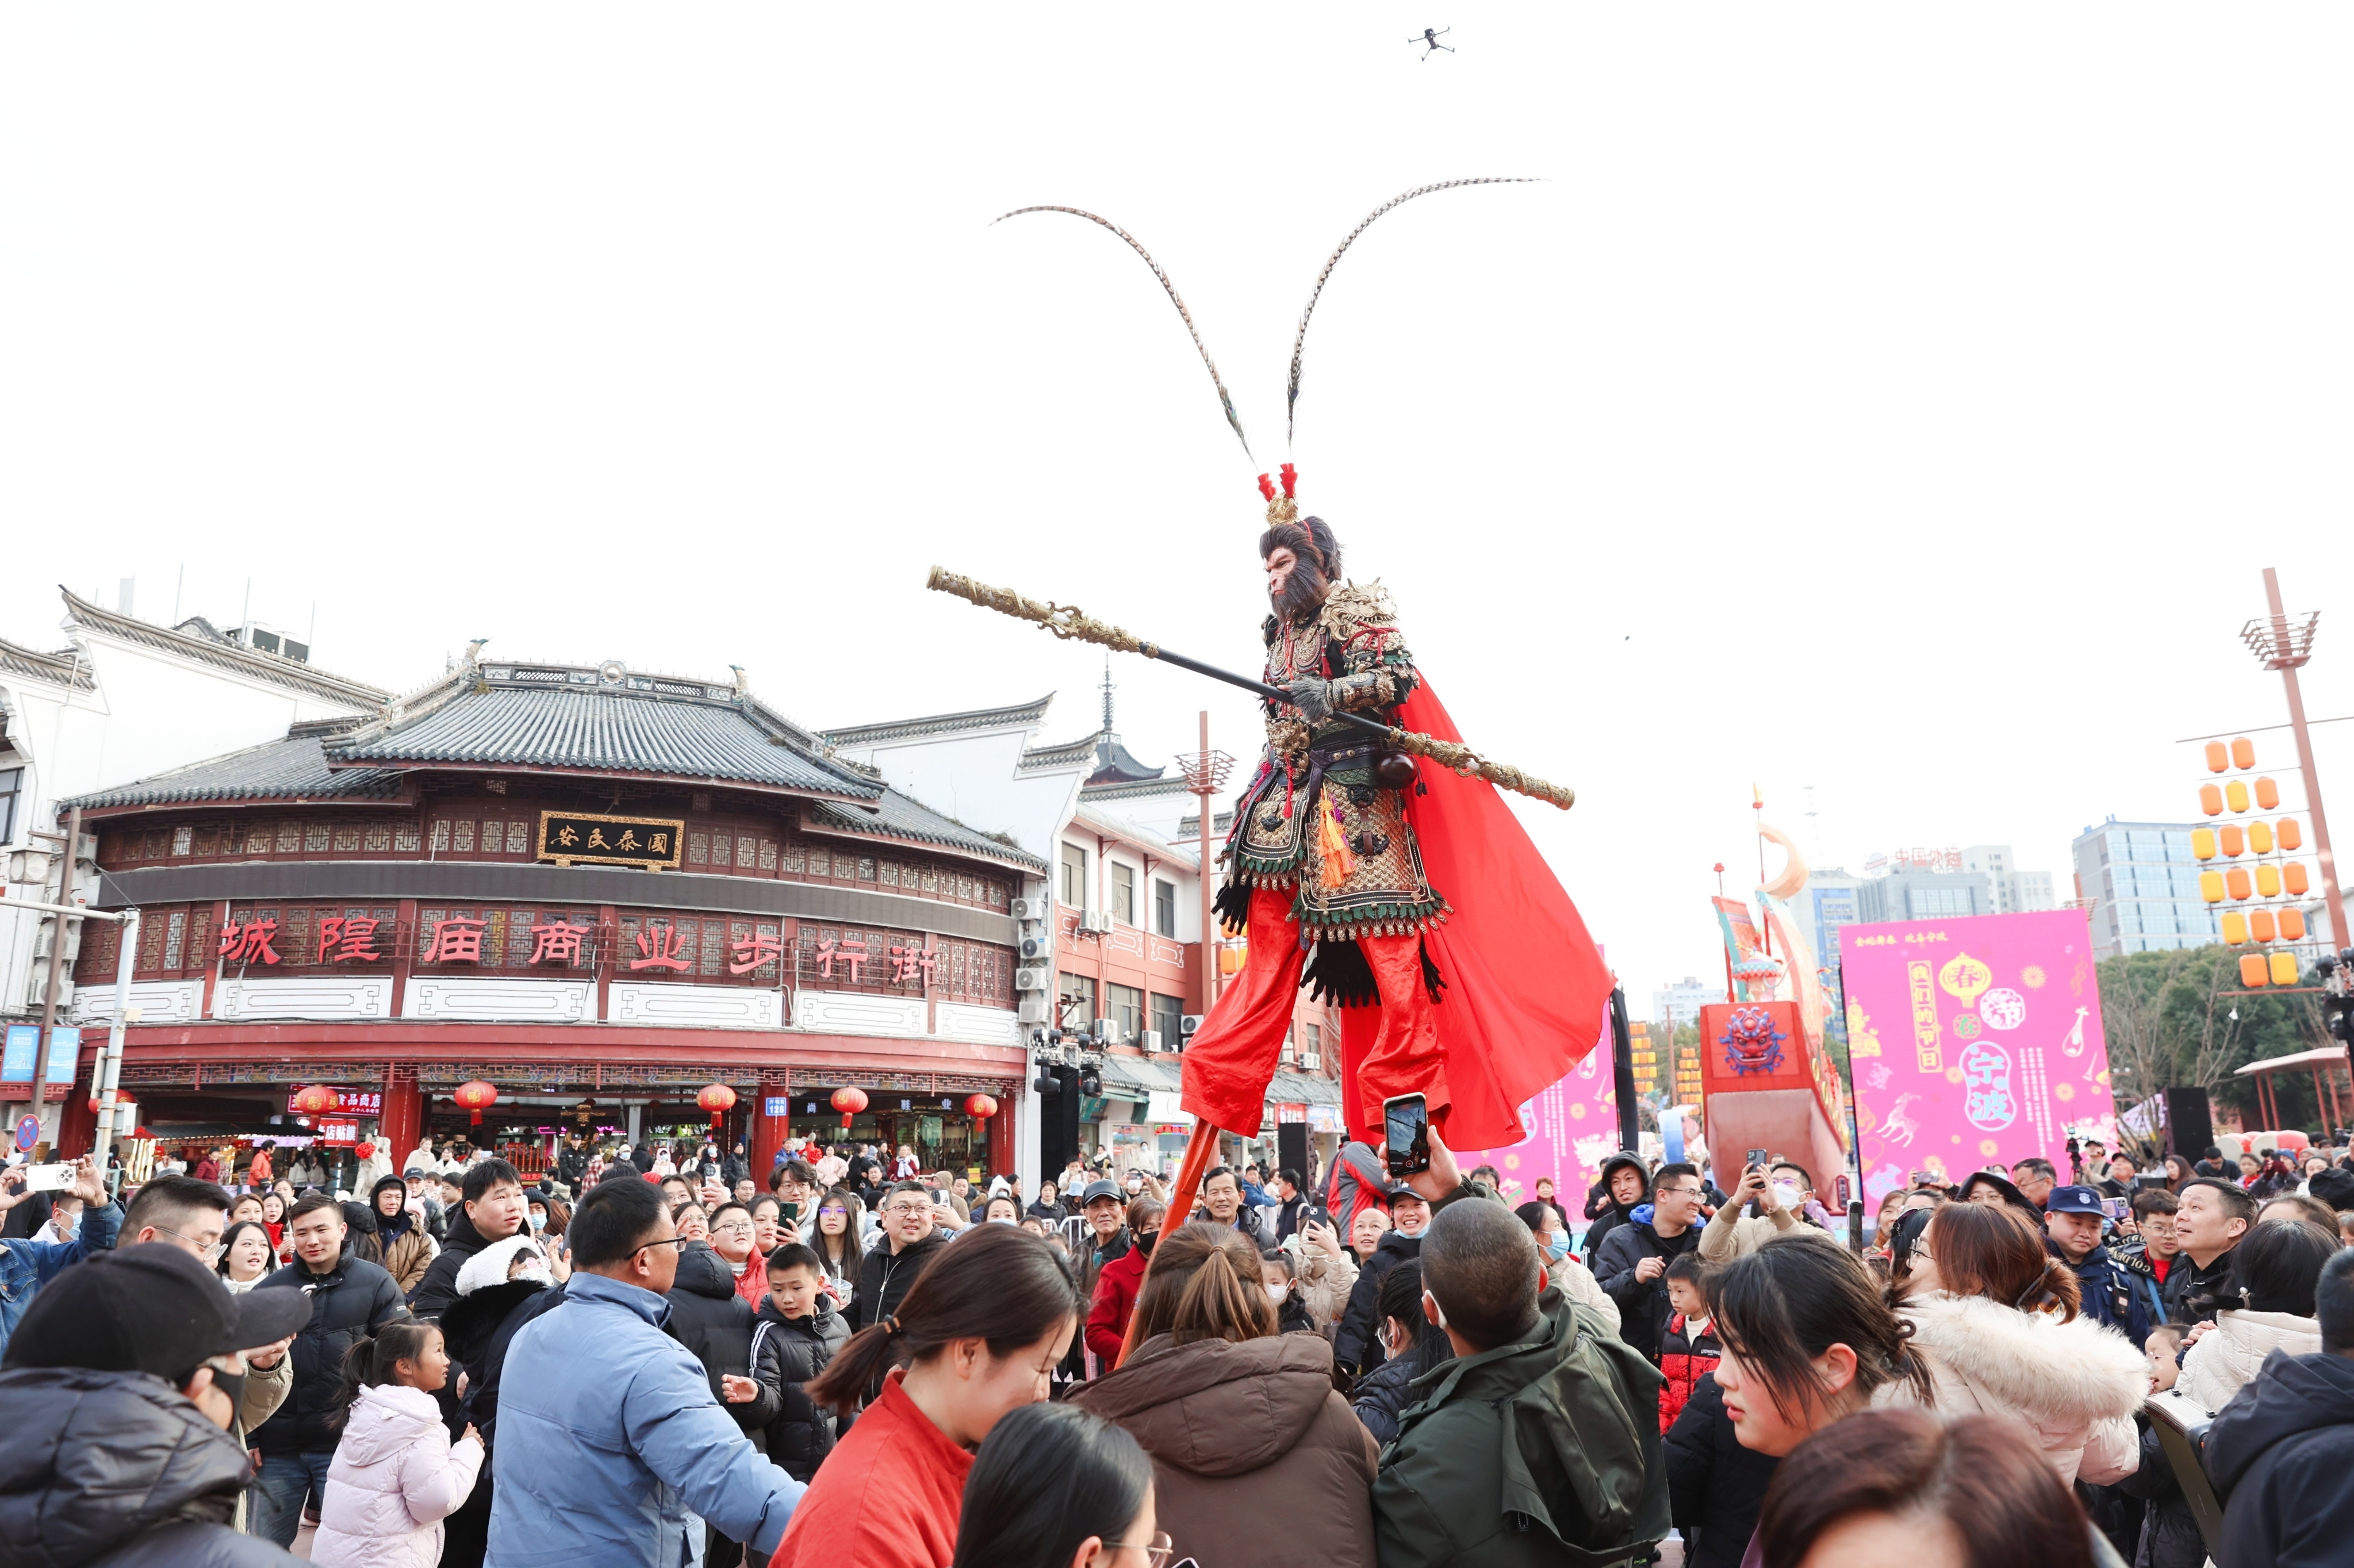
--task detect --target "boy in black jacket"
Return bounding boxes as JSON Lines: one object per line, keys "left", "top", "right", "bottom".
{"left": 751, "top": 1244, "right": 849, "bottom": 1482}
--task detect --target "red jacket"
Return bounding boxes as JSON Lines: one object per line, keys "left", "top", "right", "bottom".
{"left": 1087, "top": 1243, "right": 1150, "bottom": 1366}
{"left": 1658, "top": 1310, "right": 1720, "bottom": 1434}
{"left": 771, "top": 1368, "right": 973, "bottom": 1568}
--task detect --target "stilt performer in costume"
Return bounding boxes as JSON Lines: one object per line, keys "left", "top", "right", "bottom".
{"left": 933, "top": 182, "right": 1616, "bottom": 1255}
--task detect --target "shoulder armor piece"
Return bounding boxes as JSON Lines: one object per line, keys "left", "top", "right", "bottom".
{"left": 1318, "top": 580, "right": 1398, "bottom": 642}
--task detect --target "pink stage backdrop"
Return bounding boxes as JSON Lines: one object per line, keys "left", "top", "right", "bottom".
{"left": 1840, "top": 908, "right": 2117, "bottom": 1208}
{"left": 1452, "top": 1041, "right": 1623, "bottom": 1210}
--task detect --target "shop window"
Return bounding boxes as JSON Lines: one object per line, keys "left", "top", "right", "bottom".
{"left": 161, "top": 910, "right": 186, "bottom": 969}
{"left": 688, "top": 832, "right": 708, "bottom": 865}
{"left": 880, "top": 862, "right": 899, "bottom": 888}
{"left": 194, "top": 824, "right": 219, "bottom": 857}
{"left": 452, "top": 821, "right": 476, "bottom": 854}
{"left": 1151, "top": 992, "right": 1184, "bottom": 1044}
{"left": 808, "top": 849, "right": 829, "bottom": 877}
{"left": 1108, "top": 983, "right": 1143, "bottom": 1042}
{"left": 305, "top": 823, "right": 330, "bottom": 853}
{"left": 860, "top": 857, "right": 876, "bottom": 881}
{"left": 1154, "top": 879, "right": 1176, "bottom": 937}
{"left": 921, "top": 868, "right": 938, "bottom": 894}
{"left": 139, "top": 914, "right": 167, "bottom": 971}
{"left": 1111, "top": 864, "right": 1136, "bottom": 926}
{"left": 171, "top": 825, "right": 193, "bottom": 857}
{"left": 785, "top": 843, "right": 807, "bottom": 872}
{"left": 1057, "top": 971, "right": 1095, "bottom": 1031}
{"left": 331, "top": 823, "right": 358, "bottom": 853}
{"left": 427, "top": 820, "right": 449, "bottom": 853}
{"left": 506, "top": 822, "right": 529, "bottom": 854}
{"left": 276, "top": 822, "right": 301, "bottom": 854}
{"left": 711, "top": 833, "right": 732, "bottom": 868}
{"left": 736, "top": 835, "right": 756, "bottom": 871}
{"left": 365, "top": 822, "right": 391, "bottom": 852}
{"left": 835, "top": 854, "right": 856, "bottom": 881}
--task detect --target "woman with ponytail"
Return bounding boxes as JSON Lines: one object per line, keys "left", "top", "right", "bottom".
{"left": 770, "top": 1224, "right": 1082, "bottom": 1568}
{"left": 311, "top": 1321, "right": 484, "bottom": 1568}
{"left": 1069, "top": 1222, "right": 1378, "bottom": 1568}
{"left": 1888, "top": 1199, "right": 2146, "bottom": 1485}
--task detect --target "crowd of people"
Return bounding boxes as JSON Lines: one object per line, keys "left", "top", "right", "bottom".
{"left": 6, "top": 1124, "right": 2354, "bottom": 1567}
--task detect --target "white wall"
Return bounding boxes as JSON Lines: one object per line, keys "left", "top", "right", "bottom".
{"left": 830, "top": 726, "right": 1085, "bottom": 864}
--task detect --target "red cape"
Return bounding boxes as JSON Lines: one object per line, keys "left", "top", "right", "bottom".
{"left": 1358, "top": 679, "right": 1616, "bottom": 1150}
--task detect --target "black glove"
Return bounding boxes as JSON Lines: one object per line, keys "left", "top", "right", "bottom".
{"left": 1284, "top": 678, "right": 1335, "bottom": 722}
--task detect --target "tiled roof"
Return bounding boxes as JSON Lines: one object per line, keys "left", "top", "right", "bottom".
{"left": 804, "top": 789, "right": 1046, "bottom": 872}
{"left": 63, "top": 735, "right": 408, "bottom": 810}
{"left": 60, "top": 588, "right": 388, "bottom": 707}
{"left": 821, "top": 694, "right": 1055, "bottom": 749}
{"left": 330, "top": 662, "right": 881, "bottom": 802}
{"left": 1020, "top": 731, "right": 1103, "bottom": 770}
{"left": 0, "top": 637, "right": 94, "bottom": 691}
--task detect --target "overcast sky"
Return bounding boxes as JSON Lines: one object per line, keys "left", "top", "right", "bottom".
{"left": 6, "top": 7, "right": 2351, "bottom": 1005}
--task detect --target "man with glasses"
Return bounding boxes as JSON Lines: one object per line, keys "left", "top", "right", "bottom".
{"left": 0, "top": 1153, "right": 121, "bottom": 1360}
{"left": 490, "top": 1175, "right": 803, "bottom": 1565}
{"left": 1594, "top": 1161, "right": 1707, "bottom": 1364}
{"left": 851, "top": 1180, "right": 950, "bottom": 1334}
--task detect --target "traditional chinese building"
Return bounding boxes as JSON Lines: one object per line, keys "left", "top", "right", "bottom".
{"left": 58, "top": 643, "right": 1051, "bottom": 1176}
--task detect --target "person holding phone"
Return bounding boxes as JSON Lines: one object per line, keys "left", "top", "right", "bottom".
{"left": 0, "top": 1155, "right": 122, "bottom": 1360}
{"left": 1594, "top": 1163, "right": 1707, "bottom": 1366}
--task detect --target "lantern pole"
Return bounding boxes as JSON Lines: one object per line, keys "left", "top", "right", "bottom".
{"left": 2246, "top": 569, "right": 2347, "bottom": 953}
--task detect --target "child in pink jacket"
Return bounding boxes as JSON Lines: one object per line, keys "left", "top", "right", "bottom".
{"left": 312, "top": 1320, "right": 485, "bottom": 1568}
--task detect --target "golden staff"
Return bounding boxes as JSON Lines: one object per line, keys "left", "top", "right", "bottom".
{"left": 926, "top": 567, "right": 1575, "bottom": 810}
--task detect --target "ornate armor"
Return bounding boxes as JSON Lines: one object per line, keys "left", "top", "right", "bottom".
{"left": 1229, "top": 581, "right": 1450, "bottom": 941}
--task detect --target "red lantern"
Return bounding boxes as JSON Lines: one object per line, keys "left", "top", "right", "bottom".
{"left": 453, "top": 1080, "right": 498, "bottom": 1126}
{"left": 965, "top": 1094, "right": 998, "bottom": 1122}
{"left": 290, "top": 1084, "right": 339, "bottom": 1117}
{"left": 697, "top": 1083, "right": 737, "bottom": 1129}
{"left": 354, "top": 1141, "right": 377, "bottom": 1161}
{"left": 830, "top": 1086, "right": 868, "bottom": 1130}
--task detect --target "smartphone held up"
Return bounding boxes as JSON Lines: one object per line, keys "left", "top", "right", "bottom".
{"left": 1383, "top": 1094, "right": 1430, "bottom": 1179}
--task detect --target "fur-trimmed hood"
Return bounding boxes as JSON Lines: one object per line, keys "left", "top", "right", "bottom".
{"left": 1897, "top": 1292, "right": 2147, "bottom": 1426}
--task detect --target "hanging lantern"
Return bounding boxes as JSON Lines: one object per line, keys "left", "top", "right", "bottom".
{"left": 453, "top": 1080, "right": 499, "bottom": 1126}
{"left": 830, "top": 1086, "right": 869, "bottom": 1129}
{"left": 965, "top": 1093, "right": 998, "bottom": 1122}
{"left": 697, "top": 1083, "right": 738, "bottom": 1128}
{"left": 290, "top": 1084, "right": 339, "bottom": 1117}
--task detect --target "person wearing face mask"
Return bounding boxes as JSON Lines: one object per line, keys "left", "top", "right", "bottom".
{"left": 1697, "top": 1159, "right": 1814, "bottom": 1264}
{"left": 0, "top": 1243, "right": 314, "bottom": 1567}
{"left": 435, "top": 1233, "right": 562, "bottom": 1568}
{"left": 1259, "top": 1249, "right": 1316, "bottom": 1335}
{"left": 1350, "top": 1260, "right": 1452, "bottom": 1445}
{"left": 1514, "top": 1200, "right": 1620, "bottom": 1332}
{"left": 1084, "top": 1198, "right": 1165, "bottom": 1366}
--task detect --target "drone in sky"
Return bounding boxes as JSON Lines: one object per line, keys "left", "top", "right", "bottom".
{"left": 1408, "top": 27, "right": 1454, "bottom": 59}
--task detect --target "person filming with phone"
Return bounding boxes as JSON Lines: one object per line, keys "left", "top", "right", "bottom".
{"left": 1595, "top": 1163, "right": 1707, "bottom": 1366}
{"left": 0, "top": 1155, "right": 122, "bottom": 1360}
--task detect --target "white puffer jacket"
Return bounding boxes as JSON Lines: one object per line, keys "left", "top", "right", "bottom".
{"left": 311, "top": 1382, "right": 484, "bottom": 1568}
{"left": 1878, "top": 1291, "right": 2148, "bottom": 1486}
{"left": 2182, "top": 1307, "right": 2322, "bottom": 1414}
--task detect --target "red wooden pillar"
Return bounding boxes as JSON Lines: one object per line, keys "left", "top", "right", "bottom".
{"left": 749, "top": 1077, "right": 788, "bottom": 1180}
{"left": 989, "top": 1092, "right": 1016, "bottom": 1181}
{"left": 56, "top": 1078, "right": 95, "bottom": 1159}
{"left": 379, "top": 1070, "right": 423, "bottom": 1169}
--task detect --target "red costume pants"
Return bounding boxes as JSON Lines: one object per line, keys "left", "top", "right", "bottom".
{"left": 1180, "top": 886, "right": 1447, "bottom": 1143}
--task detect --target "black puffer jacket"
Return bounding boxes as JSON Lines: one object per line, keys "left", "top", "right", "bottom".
{"left": 439, "top": 1277, "right": 561, "bottom": 1451}
{"left": 408, "top": 1208, "right": 504, "bottom": 1320}
{"left": 665, "top": 1243, "right": 777, "bottom": 1437}
{"left": 1350, "top": 1350, "right": 1420, "bottom": 1446}
{"left": 0, "top": 1366, "right": 298, "bottom": 1567}
{"left": 750, "top": 1295, "right": 849, "bottom": 1480}
{"left": 250, "top": 1247, "right": 409, "bottom": 1455}
{"left": 1334, "top": 1229, "right": 1421, "bottom": 1377}
{"left": 850, "top": 1230, "right": 949, "bottom": 1332}
{"left": 1662, "top": 1371, "right": 1778, "bottom": 1568}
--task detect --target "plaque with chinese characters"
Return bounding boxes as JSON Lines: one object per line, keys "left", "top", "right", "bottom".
{"left": 537, "top": 811, "right": 685, "bottom": 871}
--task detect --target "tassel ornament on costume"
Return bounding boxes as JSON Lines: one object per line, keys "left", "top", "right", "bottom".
{"left": 925, "top": 566, "right": 1575, "bottom": 810}
{"left": 1318, "top": 802, "right": 1358, "bottom": 889}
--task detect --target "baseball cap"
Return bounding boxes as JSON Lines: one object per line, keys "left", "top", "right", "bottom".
{"left": 1383, "top": 1182, "right": 1428, "bottom": 1205}
{"left": 1079, "top": 1179, "right": 1122, "bottom": 1207}
{"left": 2045, "top": 1184, "right": 2108, "bottom": 1216}
{"left": 2, "top": 1244, "right": 312, "bottom": 1383}
{"left": 1953, "top": 1171, "right": 2038, "bottom": 1214}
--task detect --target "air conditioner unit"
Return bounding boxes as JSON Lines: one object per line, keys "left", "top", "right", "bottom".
{"left": 1141, "top": 1029, "right": 1164, "bottom": 1052}
{"left": 1010, "top": 896, "right": 1046, "bottom": 922}
{"left": 1015, "top": 965, "right": 1051, "bottom": 992}
{"left": 1297, "top": 1052, "right": 1321, "bottom": 1071}
{"left": 1091, "top": 1018, "right": 1117, "bottom": 1045}
{"left": 1018, "top": 931, "right": 1054, "bottom": 963}
{"left": 1076, "top": 910, "right": 1112, "bottom": 936}
{"left": 1018, "top": 994, "right": 1051, "bottom": 1025}
{"left": 1180, "top": 1014, "right": 1204, "bottom": 1037}
{"left": 30, "top": 921, "right": 81, "bottom": 963}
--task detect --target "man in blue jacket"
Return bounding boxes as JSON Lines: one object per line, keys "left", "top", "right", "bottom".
{"left": 2043, "top": 1184, "right": 2152, "bottom": 1350}
{"left": 0, "top": 1155, "right": 122, "bottom": 1360}
{"left": 487, "top": 1174, "right": 803, "bottom": 1567}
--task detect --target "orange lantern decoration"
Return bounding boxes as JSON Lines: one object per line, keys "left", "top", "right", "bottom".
{"left": 453, "top": 1080, "right": 499, "bottom": 1126}
{"left": 830, "top": 1086, "right": 868, "bottom": 1129}
{"left": 965, "top": 1093, "right": 998, "bottom": 1122}
{"left": 290, "top": 1084, "right": 339, "bottom": 1117}
{"left": 697, "top": 1082, "right": 738, "bottom": 1129}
